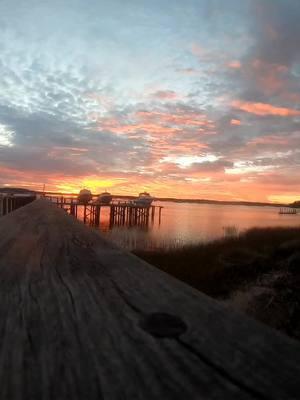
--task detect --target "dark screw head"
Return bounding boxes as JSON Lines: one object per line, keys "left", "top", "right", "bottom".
{"left": 140, "top": 312, "right": 187, "bottom": 338}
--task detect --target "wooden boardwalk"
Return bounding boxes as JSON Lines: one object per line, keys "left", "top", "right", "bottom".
{"left": 0, "top": 200, "right": 299, "bottom": 399}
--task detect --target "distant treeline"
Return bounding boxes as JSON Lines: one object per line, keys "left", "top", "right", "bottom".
{"left": 154, "top": 197, "right": 286, "bottom": 207}
{"left": 1, "top": 187, "right": 298, "bottom": 208}
{"left": 290, "top": 201, "right": 300, "bottom": 208}
{"left": 0, "top": 187, "right": 36, "bottom": 194}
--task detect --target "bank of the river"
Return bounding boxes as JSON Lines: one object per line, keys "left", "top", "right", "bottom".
{"left": 135, "top": 226, "right": 300, "bottom": 341}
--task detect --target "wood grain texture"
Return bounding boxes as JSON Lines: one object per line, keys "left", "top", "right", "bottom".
{"left": 0, "top": 200, "right": 299, "bottom": 400}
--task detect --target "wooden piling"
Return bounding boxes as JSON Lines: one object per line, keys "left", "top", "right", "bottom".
{"left": 151, "top": 205, "right": 155, "bottom": 222}
{"left": 83, "top": 204, "right": 87, "bottom": 224}
{"left": 95, "top": 205, "right": 101, "bottom": 226}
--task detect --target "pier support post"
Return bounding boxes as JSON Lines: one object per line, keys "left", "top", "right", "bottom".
{"left": 159, "top": 207, "right": 162, "bottom": 225}
{"left": 95, "top": 205, "right": 101, "bottom": 226}
{"left": 83, "top": 205, "right": 87, "bottom": 224}
{"left": 151, "top": 206, "right": 155, "bottom": 222}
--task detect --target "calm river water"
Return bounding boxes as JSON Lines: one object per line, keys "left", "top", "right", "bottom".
{"left": 88, "top": 201, "right": 300, "bottom": 251}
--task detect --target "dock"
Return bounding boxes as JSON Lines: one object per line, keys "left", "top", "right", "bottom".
{"left": 44, "top": 195, "right": 163, "bottom": 227}
{"left": 279, "top": 207, "right": 297, "bottom": 215}
{"left": 0, "top": 199, "right": 299, "bottom": 399}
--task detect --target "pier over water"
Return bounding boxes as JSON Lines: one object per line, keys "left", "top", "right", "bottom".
{"left": 44, "top": 195, "right": 163, "bottom": 228}
{"left": 0, "top": 199, "right": 299, "bottom": 398}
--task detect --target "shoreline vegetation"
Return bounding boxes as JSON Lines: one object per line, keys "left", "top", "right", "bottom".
{"left": 135, "top": 226, "right": 300, "bottom": 341}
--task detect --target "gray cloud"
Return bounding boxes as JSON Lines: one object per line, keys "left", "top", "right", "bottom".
{"left": 251, "top": 0, "right": 300, "bottom": 67}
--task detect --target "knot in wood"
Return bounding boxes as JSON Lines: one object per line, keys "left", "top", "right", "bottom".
{"left": 140, "top": 312, "right": 187, "bottom": 338}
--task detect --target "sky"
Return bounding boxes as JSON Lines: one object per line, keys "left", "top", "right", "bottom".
{"left": 0, "top": 0, "right": 300, "bottom": 202}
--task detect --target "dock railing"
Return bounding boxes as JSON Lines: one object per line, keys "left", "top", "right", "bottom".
{"left": 0, "top": 199, "right": 299, "bottom": 399}
{"left": 0, "top": 193, "right": 36, "bottom": 216}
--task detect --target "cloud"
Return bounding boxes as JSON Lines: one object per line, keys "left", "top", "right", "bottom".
{"left": 250, "top": 0, "right": 300, "bottom": 67}
{"left": 232, "top": 100, "right": 300, "bottom": 117}
{"left": 0, "top": 123, "right": 14, "bottom": 147}
{"left": 248, "top": 135, "right": 289, "bottom": 146}
{"left": 230, "top": 119, "right": 241, "bottom": 126}
{"left": 151, "top": 90, "right": 178, "bottom": 100}
{"left": 228, "top": 61, "right": 242, "bottom": 69}
{"left": 188, "top": 159, "right": 234, "bottom": 173}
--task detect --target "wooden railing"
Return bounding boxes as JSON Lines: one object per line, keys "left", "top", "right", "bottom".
{"left": 0, "top": 194, "right": 36, "bottom": 217}
{"left": 0, "top": 199, "right": 299, "bottom": 399}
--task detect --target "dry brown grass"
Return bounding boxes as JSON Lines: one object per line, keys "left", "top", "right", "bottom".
{"left": 135, "top": 226, "right": 300, "bottom": 297}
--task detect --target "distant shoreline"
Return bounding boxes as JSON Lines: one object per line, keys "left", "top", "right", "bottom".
{"left": 0, "top": 187, "right": 290, "bottom": 207}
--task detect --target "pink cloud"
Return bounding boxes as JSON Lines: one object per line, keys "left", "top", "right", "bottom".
{"left": 281, "top": 92, "right": 300, "bottom": 103}
{"left": 228, "top": 60, "right": 242, "bottom": 69}
{"left": 248, "top": 135, "right": 289, "bottom": 146}
{"left": 232, "top": 100, "right": 300, "bottom": 117}
{"left": 190, "top": 43, "right": 205, "bottom": 57}
{"left": 176, "top": 67, "right": 201, "bottom": 76}
{"left": 135, "top": 110, "right": 214, "bottom": 128}
{"left": 240, "top": 59, "right": 289, "bottom": 96}
{"left": 151, "top": 90, "right": 178, "bottom": 100}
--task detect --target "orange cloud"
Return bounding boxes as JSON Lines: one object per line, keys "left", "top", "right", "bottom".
{"left": 99, "top": 119, "right": 180, "bottom": 136}
{"left": 2, "top": 162, "right": 300, "bottom": 203}
{"left": 230, "top": 119, "right": 241, "bottom": 126}
{"left": 135, "top": 110, "right": 214, "bottom": 128}
{"left": 232, "top": 100, "right": 300, "bottom": 117}
{"left": 248, "top": 135, "right": 289, "bottom": 146}
{"left": 93, "top": 109, "right": 215, "bottom": 141}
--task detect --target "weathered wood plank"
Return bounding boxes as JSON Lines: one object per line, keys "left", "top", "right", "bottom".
{"left": 0, "top": 199, "right": 299, "bottom": 399}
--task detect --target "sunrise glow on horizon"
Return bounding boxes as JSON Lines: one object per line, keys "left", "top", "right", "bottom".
{"left": 0, "top": 1, "right": 300, "bottom": 203}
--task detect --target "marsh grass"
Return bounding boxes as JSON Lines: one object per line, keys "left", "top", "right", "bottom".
{"left": 135, "top": 226, "right": 300, "bottom": 340}
{"left": 135, "top": 226, "right": 300, "bottom": 297}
